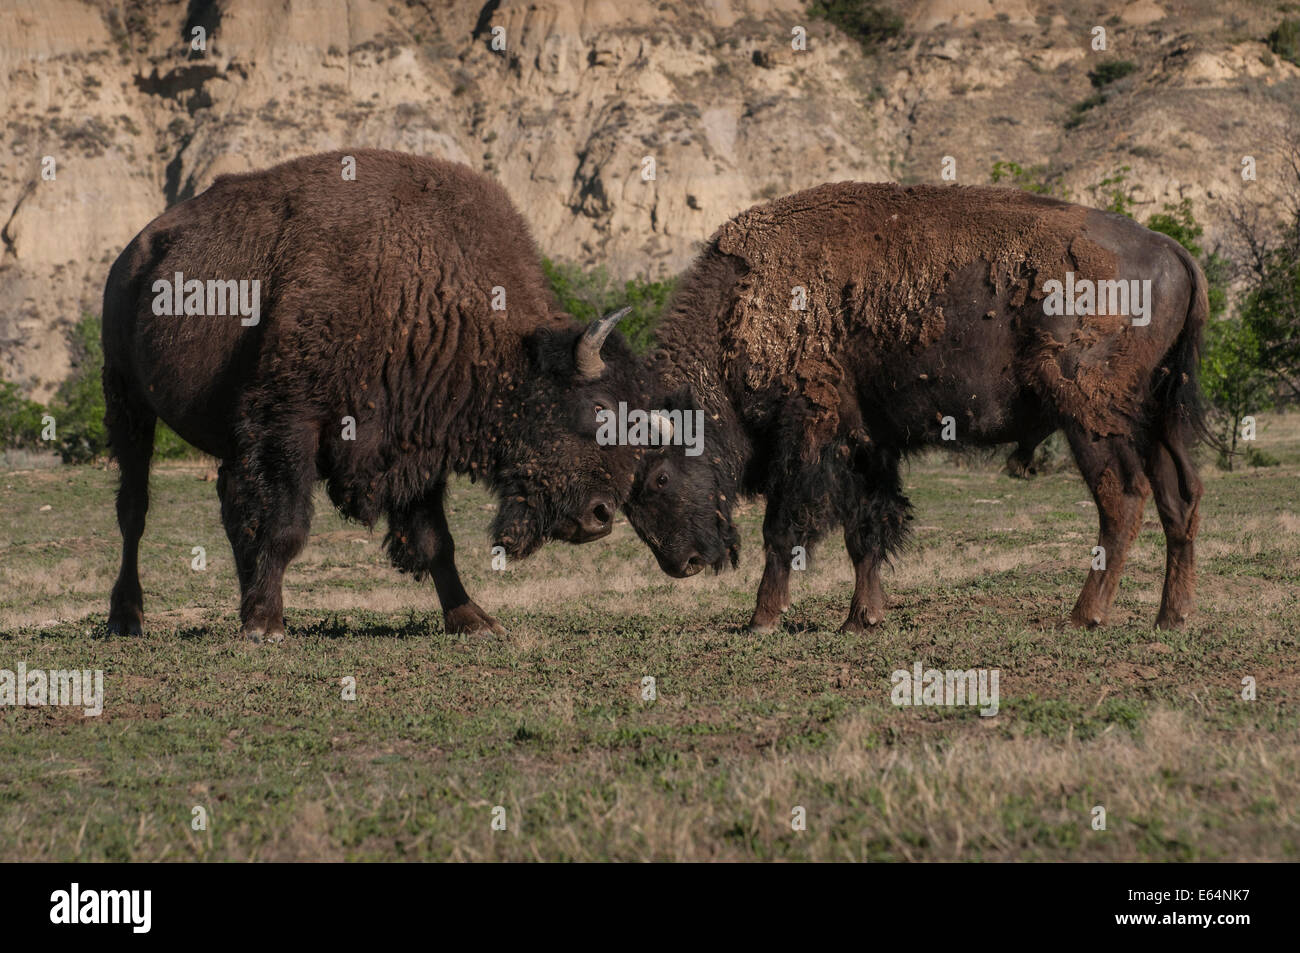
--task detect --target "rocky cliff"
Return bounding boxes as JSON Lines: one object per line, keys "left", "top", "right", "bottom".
{"left": 2, "top": 0, "right": 1298, "bottom": 399}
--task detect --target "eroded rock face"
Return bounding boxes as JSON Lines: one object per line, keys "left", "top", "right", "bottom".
{"left": 2, "top": 0, "right": 1298, "bottom": 399}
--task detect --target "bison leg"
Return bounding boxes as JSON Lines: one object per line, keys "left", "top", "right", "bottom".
{"left": 387, "top": 484, "right": 505, "bottom": 636}
{"left": 838, "top": 450, "right": 911, "bottom": 633}
{"left": 1066, "top": 432, "right": 1150, "bottom": 627}
{"left": 217, "top": 462, "right": 256, "bottom": 601}
{"left": 841, "top": 546, "right": 886, "bottom": 635}
{"left": 1143, "top": 431, "right": 1203, "bottom": 629}
{"left": 747, "top": 502, "right": 795, "bottom": 634}
{"left": 841, "top": 499, "right": 910, "bottom": 634}
{"left": 105, "top": 374, "right": 156, "bottom": 636}
{"left": 218, "top": 441, "right": 316, "bottom": 643}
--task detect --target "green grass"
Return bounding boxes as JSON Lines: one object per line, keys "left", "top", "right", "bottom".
{"left": 1, "top": 417, "right": 1299, "bottom": 860}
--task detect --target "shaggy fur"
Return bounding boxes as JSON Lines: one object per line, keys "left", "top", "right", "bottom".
{"left": 626, "top": 182, "right": 1208, "bottom": 631}
{"left": 102, "top": 150, "right": 643, "bottom": 640}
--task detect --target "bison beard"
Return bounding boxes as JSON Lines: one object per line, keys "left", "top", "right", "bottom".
{"left": 628, "top": 182, "right": 1209, "bottom": 632}
{"left": 101, "top": 150, "right": 640, "bottom": 641}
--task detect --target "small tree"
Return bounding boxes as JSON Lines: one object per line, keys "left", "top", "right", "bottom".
{"left": 1202, "top": 316, "right": 1270, "bottom": 469}
{"left": 1225, "top": 132, "right": 1300, "bottom": 404}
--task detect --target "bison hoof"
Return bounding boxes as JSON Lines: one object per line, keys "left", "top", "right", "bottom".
{"left": 1155, "top": 611, "right": 1188, "bottom": 630}
{"left": 445, "top": 602, "right": 506, "bottom": 636}
{"left": 746, "top": 614, "right": 780, "bottom": 635}
{"left": 1069, "top": 611, "right": 1105, "bottom": 629}
{"left": 242, "top": 625, "right": 286, "bottom": 644}
{"left": 105, "top": 615, "right": 143, "bottom": 636}
{"left": 839, "top": 614, "right": 883, "bottom": 635}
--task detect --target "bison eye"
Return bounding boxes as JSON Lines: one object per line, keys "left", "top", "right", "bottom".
{"left": 655, "top": 472, "right": 669, "bottom": 489}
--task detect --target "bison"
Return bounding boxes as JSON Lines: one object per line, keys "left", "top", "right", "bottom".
{"left": 625, "top": 183, "right": 1208, "bottom": 632}
{"left": 102, "top": 150, "right": 642, "bottom": 641}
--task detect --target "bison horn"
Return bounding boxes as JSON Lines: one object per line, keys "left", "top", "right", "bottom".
{"left": 576, "top": 306, "right": 631, "bottom": 380}
{"left": 649, "top": 410, "right": 675, "bottom": 443}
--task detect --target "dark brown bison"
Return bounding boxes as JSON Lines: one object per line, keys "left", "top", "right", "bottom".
{"left": 102, "top": 150, "right": 642, "bottom": 641}
{"left": 625, "top": 183, "right": 1208, "bottom": 632}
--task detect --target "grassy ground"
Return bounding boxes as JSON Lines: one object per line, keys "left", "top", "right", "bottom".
{"left": 1, "top": 417, "right": 1298, "bottom": 861}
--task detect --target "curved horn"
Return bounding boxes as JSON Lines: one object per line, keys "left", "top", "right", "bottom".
{"left": 649, "top": 410, "right": 675, "bottom": 444}
{"left": 575, "top": 306, "right": 631, "bottom": 380}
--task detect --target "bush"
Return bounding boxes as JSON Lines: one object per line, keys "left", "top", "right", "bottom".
{"left": 1064, "top": 92, "right": 1107, "bottom": 129}
{"left": 1088, "top": 59, "right": 1137, "bottom": 88}
{"left": 808, "top": 1, "right": 903, "bottom": 53}
{"left": 1268, "top": 19, "right": 1300, "bottom": 66}
{"left": 1245, "top": 446, "right": 1281, "bottom": 468}
{"left": 51, "top": 314, "right": 108, "bottom": 463}
{"left": 990, "top": 161, "right": 1070, "bottom": 199}
{"left": 1085, "top": 165, "right": 1137, "bottom": 216}
{"left": 1145, "top": 198, "right": 1204, "bottom": 257}
{"left": 543, "top": 259, "right": 674, "bottom": 354}
{"left": 0, "top": 379, "right": 48, "bottom": 450}
{"left": 0, "top": 313, "right": 199, "bottom": 464}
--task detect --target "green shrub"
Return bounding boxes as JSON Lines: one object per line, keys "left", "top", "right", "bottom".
{"left": 989, "top": 161, "right": 1070, "bottom": 199}
{"left": 543, "top": 259, "right": 674, "bottom": 354}
{"left": 1087, "top": 59, "right": 1136, "bottom": 88}
{"left": 51, "top": 314, "right": 108, "bottom": 463}
{"left": 1268, "top": 19, "right": 1300, "bottom": 66}
{"left": 1, "top": 313, "right": 200, "bottom": 464}
{"left": 1145, "top": 198, "right": 1204, "bottom": 257}
{"left": 153, "top": 419, "right": 194, "bottom": 459}
{"left": 0, "top": 379, "right": 48, "bottom": 450}
{"left": 1087, "top": 165, "right": 1135, "bottom": 216}
{"left": 1245, "top": 446, "right": 1281, "bottom": 468}
{"left": 1065, "top": 92, "right": 1107, "bottom": 129}
{"left": 808, "top": 0, "right": 903, "bottom": 53}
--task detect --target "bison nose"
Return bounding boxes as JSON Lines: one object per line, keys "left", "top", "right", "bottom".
{"left": 678, "top": 554, "right": 705, "bottom": 577}
{"left": 581, "top": 494, "right": 615, "bottom": 538}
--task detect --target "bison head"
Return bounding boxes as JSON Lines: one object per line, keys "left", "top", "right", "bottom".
{"left": 623, "top": 387, "right": 741, "bottom": 578}
{"left": 489, "top": 308, "right": 647, "bottom": 559}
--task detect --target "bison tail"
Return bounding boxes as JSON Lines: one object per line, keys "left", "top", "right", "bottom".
{"left": 1154, "top": 243, "right": 1215, "bottom": 450}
